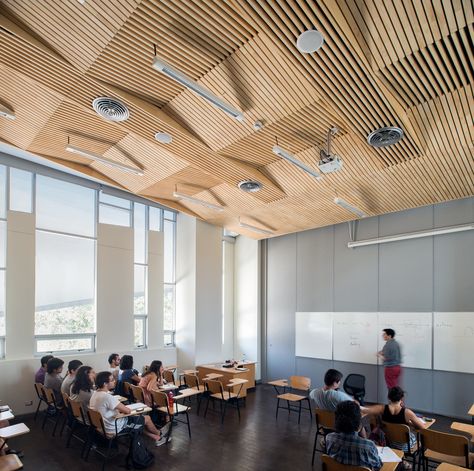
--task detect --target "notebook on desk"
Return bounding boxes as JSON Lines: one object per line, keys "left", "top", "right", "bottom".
{"left": 127, "top": 402, "right": 146, "bottom": 411}
{"left": 376, "top": 447, "right": 402, "bottom": 463}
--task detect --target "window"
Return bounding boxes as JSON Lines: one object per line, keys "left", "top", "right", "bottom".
{"left": 99, "top": 192, "right": 131, "bottom": 227}
{"left": 0, "top": 165, "right": 6, "bottom": 357}
{"left": 134, "top": 203, "right": 148, "bottom": 348}
{"left": 9, "top": 168, "right": 33, "bottom": 213}
{"left": 163, "top": 211, "right": 176, "bottom": 346}
{"left": 35, "top": 176, "right": 96, "bottom": 354}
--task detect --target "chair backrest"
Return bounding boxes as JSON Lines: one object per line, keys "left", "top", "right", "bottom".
{"left": 163, "top": 370, "right": 174, "bottom": 384}
{"left": 61, "top": 392, "right": 70, "bottom": 409}
{"left": 315, "top": 409, "right": 336, "bottom": 430}
{"left": 343, "top": 374, "right": 366, "bottom": 402}
{"left": 34, "top": 382, "right": 46, "bottom": 400}
{"left": 321, "top": 454, "right": 371, "bottom": 471}
{"left": 42, "top": 386, "right": 56, "bottom": 406}
{"left": 206, "top": 380, "right": 224, "bottom": 397}
{"left": 151, "top": 390, "right": 169, "bottom": 410}
{"left": 382, "top": 421, "right": 411, "bottom": 446}
{"left": 69, "top": 398, "right": 84, "bottom": 420}
{"left": 122, "top": 381, "right": 131, "bottom": 397}
{"left": 420, "top": 429, "right": 469, "bottom": 464}
{"left": 87, "top": 408, "right": 107, "bottom": 437}
{"left": 290, "top": 375, "right": 311, "bottom": 391}
{"left": 130, "top": 384, "right": 145, "bottom": 403}
{"left": 184, "top": 374, "right": 200, "bottom": 389}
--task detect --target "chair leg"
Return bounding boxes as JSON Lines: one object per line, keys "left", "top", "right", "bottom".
{"left": 52, "top": 413, "right": 61, "bottom": 437}
{"left": 311, "top": 430, "right": 319, "bottom": 466}
{"left": 221, "top": 402, "right": 227, "bottom": 424}
{"left": 276, "top": 398, "right": 280, "bottom": 419}
{"left": 197, "top": 395, "right": 201, "bottom": 416}
{"left": 166, "top": 416, "right": 174, "bottom": 443}
{"left": 41, "top": 408, "right": 49, "bottom": 430}
{"left": 204, "top": 396, "right": 210, "bottom": 418}
{"left": 66, "top": 421, "right": 75, "bottom": 448}
{"left": 298, "top": 401, "right": 302, "bottom": 424}
{"left": 34, "top": 399, "right": 42, "bottom": 421}
{"left": 236, "top": 398, "right": 241, "bottom": 420}
{"left": 307, "top": 398, "right": 313, "bottom": 421}
{"left": 60, "top": 414, "right": 68, "bottom": 436}
{"left": 287, "top": 400, "right": 291, "bottom": 416}
{"left": 102, "top": 439, "right": 113, "bottom": 471}
{"left": 185, "top": 412, "right": 191, "bottom": 438}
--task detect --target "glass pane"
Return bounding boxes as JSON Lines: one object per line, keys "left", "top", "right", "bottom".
{"left": 164, "top": 332, "right": 174, "bottom": 347}
{"left": 35, "top": 232, "right": 95, "bottom": 335}
{"left": 134, "top": 318, "right": 145, "bottom": 347}
{"left": 99, "top": 204, "right": 131, "bottom": 227}
{"left": 36, "top": 175, "right": 96, "bottom": 237}
{"left": 164, "top": 284, "right": 175, "bottom": 331}
{"left": 0, "top": 270, "right": 5, "bottom": 336}
{"left": 164, "top": 220, "right": 175, "bottom": 283}
{"left": 134, "top": 265, "right": 147, "bottom": 315}
{"left": 99, "top": 192, "right": 131, "bottom": 209}
{"left": 36, "top": 337, "right": 93, "bottom": 353}
{"left": 9, "top": 168, "right": 33, "bottom": 213}
{"left": 163, "top": 210, "right": 175, "bottom": 221}
{"left": 134, "top": 203, "right": 147, "bottom": 264}
{"left": 0, "top": 165, "right": 5, "bottom": 219}
{"left": 149, "top": 207, "right": 162, "bottom": 232}
{"left": 0, "top": 221, "right": 5, "bottom": 268}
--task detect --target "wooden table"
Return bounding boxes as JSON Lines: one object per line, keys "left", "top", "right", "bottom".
{"left": 0, "top": 410, "right": 14, "bottom": 421}
{"left": 437, "top": 463, "right": 466, "bottom": 471}
{"left": 0, "top": 423, "right": 30, "bottom": 452}
{"left": 381, "top": 449, "right": 404, "bottom": 471}
{"left": 197, "top": 362, "right": 256, "bottom": 398}
{"left": 268, "top": 379, "right": 289, "bottom": 394}
{"left": 468, "top": 404, "right": 474, "bottom": 424}
{"left": 451, "top": 421, "right": 474, "bottom": 441}
{"left": 115, "top": 406, "right": 152, "bottom": 419}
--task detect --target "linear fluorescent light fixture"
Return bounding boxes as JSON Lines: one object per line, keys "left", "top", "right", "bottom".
{"left": 0, "top": 104, "right": 15, "bottom": 120}
{"left": 152, "top": 55, "right": 244, "bottom": 122}
{"left": 334, "top": 197, "right": 366, "bottom": 219}
{"left": 272, "top": 145, "right": 322, "bottom": 180}
{"left": 239, "top": 218, "right": 273, "bottom": 236}
{"left": 173, "top": 191, "right": 224, "bottom": 212}
{"left": 348, "top": 223, "right": 474, "bottom": 249}
{"left": 65, "top": 145, "right": 144, "bottom": 176}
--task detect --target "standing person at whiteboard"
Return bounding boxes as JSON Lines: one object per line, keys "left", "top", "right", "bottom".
{"left": 378, "top": 329, "right": 402, "bottom": 389}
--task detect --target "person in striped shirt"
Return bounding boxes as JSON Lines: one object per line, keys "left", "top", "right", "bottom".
{"left": 326, "top": 401, "right": 383, "bottom": 471}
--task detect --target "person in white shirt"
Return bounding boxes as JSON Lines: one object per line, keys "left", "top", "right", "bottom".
{"left": 89, "top": 371, "right": 170, "bottom": 447}
{"left": 108, "top": 353, "right": 121, "bottom": 380}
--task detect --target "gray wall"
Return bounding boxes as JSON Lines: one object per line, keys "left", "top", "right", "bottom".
{"left": 265, "top": 197, "right": 474, "bottom": 418}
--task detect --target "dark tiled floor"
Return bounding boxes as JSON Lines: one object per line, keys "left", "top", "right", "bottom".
{"left": 9, "top": 385, "right": 470, "bottom": 471}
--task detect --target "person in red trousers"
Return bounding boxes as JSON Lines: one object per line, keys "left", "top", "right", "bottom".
{"left": 377, "top": 328, "right": 402, "bottom": 389}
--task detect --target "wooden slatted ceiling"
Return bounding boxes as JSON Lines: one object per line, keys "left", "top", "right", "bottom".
{"left": 1, "top": 0, "right": 141, "bottom": 73}
{"left": 87, "top": 0, "right": 257, "bottom": 107}
{"left": 0, "top": 1, "right": 472, "bottom": 239}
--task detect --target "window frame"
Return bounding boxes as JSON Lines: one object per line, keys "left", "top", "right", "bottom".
{"left": 163, "top": 211, "right": 176, "bottom": 347}
{"left": 133, "top": 315, "right": 148, "bottom": 350}
{"left": 34, "top": 333, "right": 96, "bottom": 356}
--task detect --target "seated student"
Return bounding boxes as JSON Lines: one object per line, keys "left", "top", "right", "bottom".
{"left": 61, "top": 359, "right": 83, "bottom": 395}
{"left": 116, "top": 355, "right": 140, "bottom": 396}
{"left": 44, "top": 357, "right": 65, "bottom": 405}
{"left": 366, "top": 386, "right": 426, "bottom": 451}
{"left": 34, "top": 355, "right": 54, "bottom": 384}
{"left": 108, "top": 353, "right": 121, "bottom": 380}
{"left": 138, "top": 360, "right": 165, "bottom": 407}
{"left": 70, "top": 366, "right": 96, "bottom": 417}
{"left": 90, "top": 371, "right": 170, "bottom": 447}
{"left": 327, "top": 401, "right": 382, "bottom": 471}
{"left": 310, "top": 369, "right": 354, "bottom": 411}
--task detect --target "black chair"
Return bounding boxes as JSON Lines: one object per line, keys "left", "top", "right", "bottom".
{"left": 343, "top": 374, "right": 365, "bottom": 404}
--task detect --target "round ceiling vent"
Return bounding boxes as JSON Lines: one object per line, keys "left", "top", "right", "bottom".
{"left": 92, "top": 97, "right": 130, "bottom": 122}
{"left": 154, "top": 131, "right": 172, "bottom": 144}
{"left": 238, "top": 180, "right": 262, "bottom": 193}
{"left": 296, "top": 29, "right": 324, "bottom": 53}
{"left": 367, "top": 126, "right": 404, "bottom": 147}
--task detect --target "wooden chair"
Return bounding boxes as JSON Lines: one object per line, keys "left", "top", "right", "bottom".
{"left": 204, "top": 379, "right": 243, "bottom": 424}
{"left": 151, "top": 390, "right": 191, "bottom": 439}
{"left": 41, "top": 386, "right": 64, "bottom": 436}
{"left": 276, "top": 375, "right": 312, "bottom": 424}
{"left": 163, "top": 370, "right": 175, "bottom": 384}
{"left": 0, "top": 454, "right": 23, "bottom": 471}
{"left": 121, "top": 381, "right": 132, "bottom": 401}
{"left": 312, "top": 409, "right": 336, "bottom": 465}
{"left": 66, "top": 398, "right": 89, "bottom": 455}
{"left": 33, "top": 382, "right": 48, "bottom": 421}
{"left": 321, "top": 454, "right": 370, "bottom": 471}
{"left": 129, "top": 384, "right": 145, "bottom": 404}
{"left": 382, "top": 421, "right": 419, "bottom": 466}
{"left": 183, "top": 373, "right": 205, "bottom": 414}
{"left": 419, "top": 428, "right": 474, "bottom": 470}
{"left": 84, "top": 408, "right": 131, "bottom": 471}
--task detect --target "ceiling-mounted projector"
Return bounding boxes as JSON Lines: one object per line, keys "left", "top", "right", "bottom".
{"left": 319, "top": 127, "right": 342, "bottom": 174}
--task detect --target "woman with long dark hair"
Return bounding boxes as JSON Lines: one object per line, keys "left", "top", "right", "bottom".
{"left": 116, "top": 355, "right": 140, "bottom": 396}
{"left": 139, "top": 360, "right": 164, "bottom": 406}
{"left": 70, "top": 365, "right": 96, "bottom": 412}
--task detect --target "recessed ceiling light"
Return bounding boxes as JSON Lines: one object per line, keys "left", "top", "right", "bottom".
{"left": 296, "top": 29, "right": 324, "bottom": 53}
{"left": 253, "top": 120, "right": 263, "bottom": 131}
{"left": 238, "top": 180, "right": 262, "bottom": 193}
{"left": 154, "top": 132, "right": 172, "bottom": 144}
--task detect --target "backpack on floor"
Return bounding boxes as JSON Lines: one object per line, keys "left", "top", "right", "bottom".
{"left": 127, "top": 428, "right": 154, "bottom": 469}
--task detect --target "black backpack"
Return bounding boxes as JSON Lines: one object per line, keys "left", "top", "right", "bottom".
{"left": 127, "top": 428, "right": 154, "bottom": 469}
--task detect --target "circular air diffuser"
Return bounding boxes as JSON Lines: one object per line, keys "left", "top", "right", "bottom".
{"left": 238, "top": 180, "right": 262, "bottom": 193}
{"left": 367, "top": 126, "right": 404, "bottom": 147}
{"left": 296, "top": 29, "right": 324, "bottom": 53}
{"left": 154, "top": 132, "right": 172, "bottom": 144}
{"left": 92, "top": 97, "right": 130, "bottom": 122}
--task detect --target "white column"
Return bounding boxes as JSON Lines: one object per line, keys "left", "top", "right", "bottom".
{"left": 148, "top": 230, "right": 164, "bottom": 349}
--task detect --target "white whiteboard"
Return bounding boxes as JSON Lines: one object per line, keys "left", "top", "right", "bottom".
{"left": 333, "top": 312, "right": 379, "bottom": 365}
{"left": 377, "top": 313, "right": 432, "bottom": 369}
{"left": 295, "top": 312, "right": 333, "bottom": 360}
{"left": 434, "top": 312, "right": 474, "bottom": 373}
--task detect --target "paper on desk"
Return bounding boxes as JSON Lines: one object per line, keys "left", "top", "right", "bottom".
{"left": 128, "top": 402, "right": 146, "bottom": 411}
{"left": 376, "top": 447, "right": 402, "bottom": 463}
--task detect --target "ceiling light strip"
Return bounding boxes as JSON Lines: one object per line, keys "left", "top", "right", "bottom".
{"left": 152, "top": 55, "right": 244, "bottom": 122}
{"left": 239, "top": 220, "right": 273, "bottom": 235}
{"left": 348, "top": 223, "right": 474, "bottom": 248}
{"left": 173, "top": 191, "right": 224, "bottom": 212}
{"left": 65, "top": 145, "right": 144, "bottom": 176}
{"left": 272, "top": 145, "right": 322, "bottom": 180}
{"left": 334, "top": 197, "right": 366, "bottom": 218}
